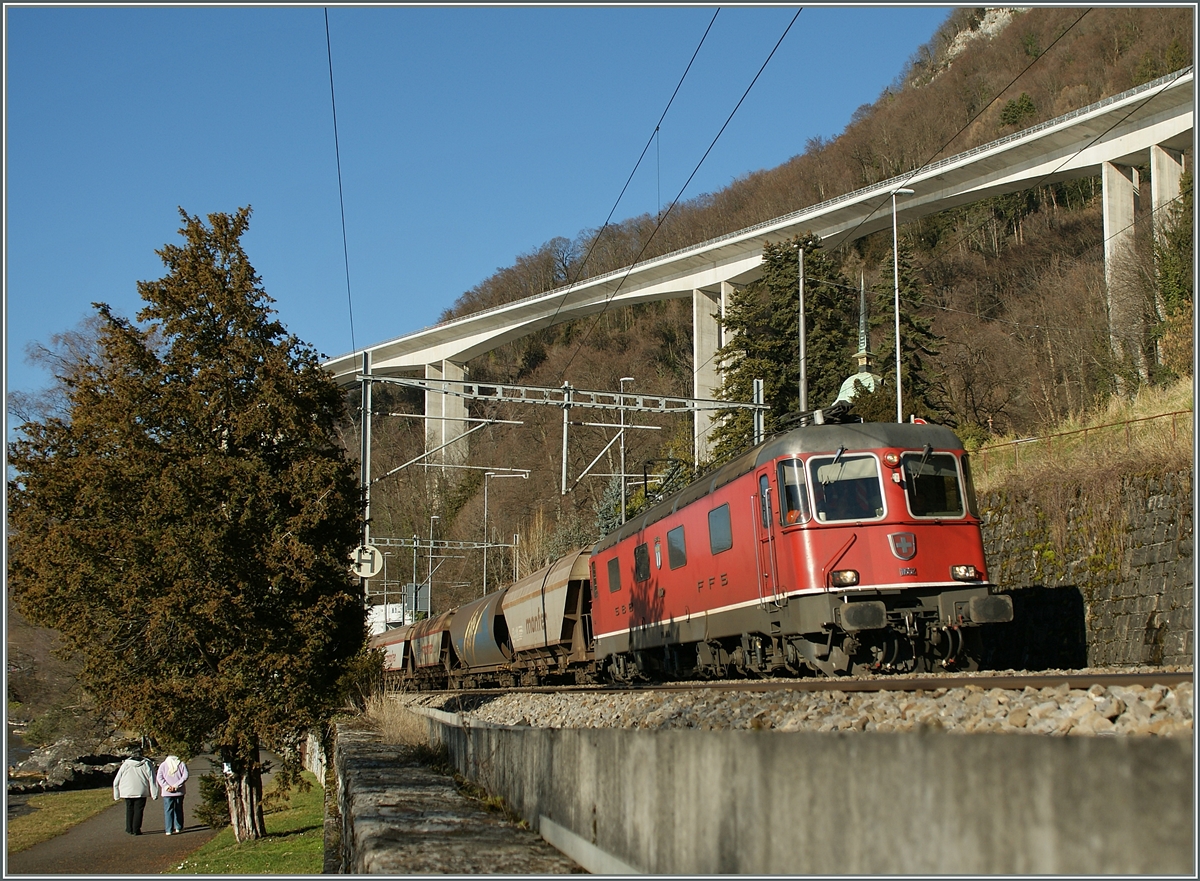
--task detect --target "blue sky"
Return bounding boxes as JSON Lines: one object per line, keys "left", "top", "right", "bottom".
{"left": 5, "top": 4, "right": 952, "bottom": 405}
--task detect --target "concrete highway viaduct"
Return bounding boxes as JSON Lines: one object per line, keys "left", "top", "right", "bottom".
{"left": 324, "top": 68, "right": 1192, "bottom": 465}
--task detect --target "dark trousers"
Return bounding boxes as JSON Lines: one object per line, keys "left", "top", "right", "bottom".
{"left": 124, "top": 796, "right": 147, "bottom": 834}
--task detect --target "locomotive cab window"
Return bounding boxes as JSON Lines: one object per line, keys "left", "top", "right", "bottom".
{"left": 708, "top": 504, "right": 733, "bottom": 554}
{"left": 667, "top": 525, "right": 687, "bottom": 569}
{"left": 607, "top": 557, "right": 622, "bottom": 593}
{"left": 902, "top": 451, "right": 964, "bottom": 518}
{"left": 634, "top": 543, "right": 651, "bottom": 582}
{"left": 778, "top": 459, "right": 810, "bottom": 524}
{"left": 809, "top": 454, "right": 884, "bottom": 522}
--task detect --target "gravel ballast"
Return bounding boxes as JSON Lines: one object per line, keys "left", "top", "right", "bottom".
{"left": 395, "top": 668, "right": 1193, "bottom": 738}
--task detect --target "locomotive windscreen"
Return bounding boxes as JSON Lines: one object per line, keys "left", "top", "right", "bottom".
{"left": 902, "top": 452, "right": 965, "bottom": 517}
{"left": 809, "top": 455, "right": 884, "bottom": 521}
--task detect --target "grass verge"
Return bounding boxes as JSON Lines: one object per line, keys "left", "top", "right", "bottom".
{"left": 7, "top": 787, "right": 117, "bottom": 854}
{"left": 973, "top": 376, "right": 1193, "bottom": 495}
{"left": 168, "top": 771, "right": 325, "bottom": 875}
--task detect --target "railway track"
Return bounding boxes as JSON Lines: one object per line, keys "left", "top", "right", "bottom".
{"left": 421, "top": 667, "right": 1193, "bottom": 701}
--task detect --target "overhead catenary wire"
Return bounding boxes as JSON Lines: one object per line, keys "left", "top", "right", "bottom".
{"left": 560, "top": 7, "right": 803, "bottom": 378}
{"left": 880, "top": 66, "right": 1192, "bottom": 345}
{"left": 835, "top": 8, "right": 1094, "bottom": 251}
{"left": 688, "top": 162, "right": 1188, "bottom": 384}
{"left": 887, "top": 56, "right": 1189, "bottom": 311}
{"left": 688, "top": 13, "right": 1186, "bottom": 379}
{"left": 915, "top": 186, "right": 1191, "bottom": 333}
{"left": 540, "top": 8, "right": 721, "bottom": 335}
{"left": 325, "top": 8, "right": 356, "bottom": 354}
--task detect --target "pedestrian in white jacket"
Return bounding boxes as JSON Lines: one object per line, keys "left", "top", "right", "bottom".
{"left": 112, "top": 747, "right": 159, "bottom": 835}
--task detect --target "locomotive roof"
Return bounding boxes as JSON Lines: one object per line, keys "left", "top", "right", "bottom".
{"left": 756, "top": 420, "right": 964, "bottom": 459}
{"left": 593, "top": 420, "right": 965, "bottom": 553}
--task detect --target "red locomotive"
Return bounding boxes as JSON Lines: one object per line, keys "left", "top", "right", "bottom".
{"left": 372, "top": 418, "right": 1012, "bottom": 688}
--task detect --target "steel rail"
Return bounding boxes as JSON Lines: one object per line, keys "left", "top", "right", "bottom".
{"left": 426, "top": 669, "right": 1192, "bottom": 700}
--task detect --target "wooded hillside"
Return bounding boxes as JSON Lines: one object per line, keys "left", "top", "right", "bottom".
{"left": 361, "top": 6, "right": 1193, "bottom": 614}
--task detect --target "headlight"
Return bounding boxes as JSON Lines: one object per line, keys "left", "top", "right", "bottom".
{"left": 951, "top": 564, "right": 981, "bottom": 581}
{"left": 830, "top": 569, "right": 860, "bottom": 587}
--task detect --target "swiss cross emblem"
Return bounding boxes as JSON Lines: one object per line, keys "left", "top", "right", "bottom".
{"left": 889, "top": 532, "right": 917, "bottom": 560}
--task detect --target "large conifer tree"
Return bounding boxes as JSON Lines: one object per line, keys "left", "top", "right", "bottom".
{"left": 707, "top": 234, "right": 854, "bottom": 464}
{"left": 6, "top": 208, "right": 365, "bottom": 841}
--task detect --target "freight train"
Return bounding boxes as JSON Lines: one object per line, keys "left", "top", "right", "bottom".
{"left": 372, "top": 416, "right": 1012, "bottom": 689}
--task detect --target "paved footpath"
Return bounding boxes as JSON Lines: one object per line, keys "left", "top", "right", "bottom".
{"left": 6, "top": 779, "right": 218, "bottom": 876}
{"left": 5, "top": 752, "right": 280, "bottom": 877}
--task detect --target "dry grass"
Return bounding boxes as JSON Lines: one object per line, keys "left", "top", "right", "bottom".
{"left": 974, "top": 377, "right": 1194, "bottom": 496}
{"left": 363, "top": 693, "right": 432, "bottom": 748}
{"left": 970, "top": 378, "right": 1194, "bottom": 577}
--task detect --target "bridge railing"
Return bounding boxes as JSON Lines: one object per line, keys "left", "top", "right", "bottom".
{"left": 974, "top": 409, "right": 1194, "bottom": 480}
{"left": 411, "top": 68, "right": 1192, "bottom": 338}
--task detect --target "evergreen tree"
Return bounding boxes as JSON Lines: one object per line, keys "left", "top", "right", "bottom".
{"left": 1000, "top": 92, "right": 1037, "bottom": 127}
{"left": 707, "top": 234, "right": 854, "bottom": 463}
{"left": 871, "top": 243, "right": 949, "bottom": 422}
{"left": 6, "top": 208, "right": 365, "bottom": 842}
{"left": 595, "top": 475, "right": 624, "bottom": 538}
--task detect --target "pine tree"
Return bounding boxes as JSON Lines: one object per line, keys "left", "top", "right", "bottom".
{"left": 871, "top": 243, "right": 949, "bottom": 422}
{"left": 6, "top": 208, "right": 366, "bottom": 841}
{"left": 707, "top": 234, "right": 854, "bottom": 464}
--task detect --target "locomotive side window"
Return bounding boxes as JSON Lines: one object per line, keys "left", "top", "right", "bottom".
{"left": 634, "top": 543, "right": 651, "bottom": 582}
{"left": 708, "top": 504, "right": 733, "bottom": 554}
{"left": 667, "top": 525, "right": 687, "bottom": 569}
{"left": 758, "top": 475, "right": 773, "bottom": 529}
{"left": 809, "top": 454, "right": 884, "bottom": 522}
{"left": 778, "top": 459, "right": 810, "bottom": 524}
{"left": 961, "top": 453, "right": 981, "bottom": 517}
{"left": 607, "top": 557, "right": 622, "bottom": 592}
{"left": 902, "top": 451, "right": 964, "bottom": 517}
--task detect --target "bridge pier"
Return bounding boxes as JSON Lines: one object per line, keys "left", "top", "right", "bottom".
{"left": 425, "top": 360, "right": 469, "bottom": 464}
{"left": 692, "top": 282, "right": 731, "bottom": 465}
{"left": 1102, "top": 144, "right": 1186, "bottom": 393}
{"left": 1102, "top": 160, "right": 1144, "bottom": 389}
{"left": 1151, "top": 144, "right": 1185, "bottom": 237}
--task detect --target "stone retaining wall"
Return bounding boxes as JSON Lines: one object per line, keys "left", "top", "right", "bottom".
{"left": 980, "top": 469, "right": 1193, "bottom": 669}
{"left": 416, "top": 708, "right": 1193, "bottom": 875}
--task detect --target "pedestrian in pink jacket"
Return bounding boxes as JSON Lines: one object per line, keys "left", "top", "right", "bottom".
{"left": 156, "top": 755, "right": 189, "bottom": 835}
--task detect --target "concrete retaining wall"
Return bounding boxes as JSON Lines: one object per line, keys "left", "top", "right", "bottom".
{"left": 980, "top": 469, "right": 1193, "bottom": 669}
{"left": 416, "top": 709, "right": 1192, "bottom": 875}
